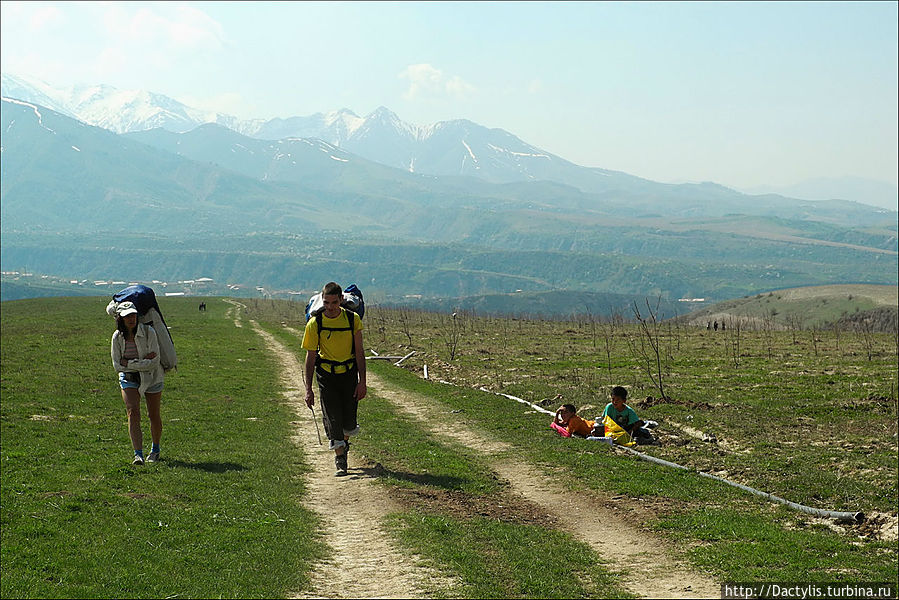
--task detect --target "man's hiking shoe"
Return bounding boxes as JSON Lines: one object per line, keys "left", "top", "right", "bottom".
{"left": 335, "top": 453, "right": 348, "bottom": 476}
{"left": 147, "top": 452, "right": 160, "bottom": 463}
{"left": 132, "top": 454, "right": 144, "bottom": 466}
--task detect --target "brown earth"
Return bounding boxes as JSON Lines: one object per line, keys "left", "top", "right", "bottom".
{"left": 369, "top": 370, "right": 721, "bottom": 599}
{"left": 246, "top": 315, "right": 443, "bottom": 599}
{"left": 244, "top": 306, "right": 720, "bottom": 598}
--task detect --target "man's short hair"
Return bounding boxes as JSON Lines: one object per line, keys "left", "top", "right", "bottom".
{"left": 322, "top": 281, "right": 342, "bottom": 296}
{"left": 562, "top": 403, "right": 576, "bottom": 413}
{"left": 611, "top": 386, "right": 628, "bottom": 400}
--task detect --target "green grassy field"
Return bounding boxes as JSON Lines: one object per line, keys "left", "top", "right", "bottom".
{"left": 0, "top": 297, "right": 324, "bottom": 598}
{"left": 259, "top": 319, "right": 634, "bottom": 598}
{"left": 246, "top": 299, "right": 898, "bottom": 584}
{"left": 3, "top": 295, "right": 897, "bottom": 598}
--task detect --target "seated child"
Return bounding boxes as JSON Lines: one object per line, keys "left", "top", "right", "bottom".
{"left": 596, "top": 386, "right": 657, "bottom": 445}
{"left": 552, "top": 403, "right": 595, "bottom": 438}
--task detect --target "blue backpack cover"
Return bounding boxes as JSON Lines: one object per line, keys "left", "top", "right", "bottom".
{"left": 113, "top": 284, "right": 161, "bottom": 316}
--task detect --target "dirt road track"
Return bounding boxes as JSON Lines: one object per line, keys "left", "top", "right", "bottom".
{"left": 245, "top": 305, "right": 718, "bottom": 598}
{"left": 248, "top": 319, "right": 438, "bottom": 599}
{"left": 369, "top": 370, "right": 721, "bottom": 599}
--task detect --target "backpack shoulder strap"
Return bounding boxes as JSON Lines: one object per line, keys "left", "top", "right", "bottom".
{"left": 347, "top": 310, "right": 355, "bottom": 356}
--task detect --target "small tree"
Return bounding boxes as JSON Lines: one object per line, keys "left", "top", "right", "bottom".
{"left": 598, "top": 312, "right": 621, "bottom": 389}
{"left": 725, "top": 318, "right": 742, "bottom": 368}
{"left": 627, "top": 297, "right": 671, "bottom": 400}
{"left": 396, "top": 307, "right": 414, "bottom": 346}
{"left": 856, "top": 318, "right": 875, "bottom": 361}
{"left": 439, "top": 311, "right": 463, "bottom": 360}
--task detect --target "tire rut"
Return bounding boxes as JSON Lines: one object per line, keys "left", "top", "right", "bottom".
{"left": 247, "top": 320, "right": 435, "bottom": 599}
{"left": 367, "top": 369, "right": 721, "bottom": 599}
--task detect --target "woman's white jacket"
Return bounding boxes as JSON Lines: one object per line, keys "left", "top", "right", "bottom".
{"left": 111, "top": 323, "right": 164, "bottom": 395}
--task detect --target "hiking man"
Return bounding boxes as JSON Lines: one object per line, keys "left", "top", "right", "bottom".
{"left": 302, "top": 282, "right": 367, "bottom": 476}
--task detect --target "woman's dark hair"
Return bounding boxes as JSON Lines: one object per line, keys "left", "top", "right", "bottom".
{"left": 611, "top": 386, "right": 628, "bottom": 400}
{"left": 562, "top": 403, "right": 576, "bottom": 413}
{"left": 117, "top": 316, "right": 137, "bottom": 339}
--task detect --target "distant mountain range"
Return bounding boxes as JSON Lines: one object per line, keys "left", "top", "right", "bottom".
{"left": 741, "top": 177, "right": 898, "bottom": 212}
{"left": 1, "top": 76, "right": 897, "bottom": 306}
{"left": 1, "top": 73, "right": 651, "bottom": 192}
{"left": 4, "top": 72, "right": 896, "bottom": 211}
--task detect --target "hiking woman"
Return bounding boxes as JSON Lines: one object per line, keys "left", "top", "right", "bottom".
{"left": 110, "top": 301, "right": 165, "bottom": 465}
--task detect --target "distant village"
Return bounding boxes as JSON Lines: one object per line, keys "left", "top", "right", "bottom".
{"left": 0, "top": 270, "right": 278, "bottom": 297}
{"left": 2, "top": 269, "right": 709, "bottom": 310}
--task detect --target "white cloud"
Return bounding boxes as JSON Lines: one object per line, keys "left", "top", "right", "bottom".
{"left": 28, "top": 5, "right": 63, "bottom": 31}
{"left": 94, "top": 46, "right": 128, "bottom": 76}
{"left": 527, "top": 79, "right": 543, "bottom": 94}
{"left": 68, "top": 3, "right": 228, "bottom": 84}
{"left": 169, "top": 5, "right": 226, "bottom": 49}
{"left": 101, "top": 4, "right": 225, "bottom": 50}
{"left": 399, "top": 63, "right": 475, "bottom": 100}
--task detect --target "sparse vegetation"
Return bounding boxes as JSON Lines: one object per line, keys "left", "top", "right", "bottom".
{"left": 3, "top": 294, "right": 897, "bottom": 597}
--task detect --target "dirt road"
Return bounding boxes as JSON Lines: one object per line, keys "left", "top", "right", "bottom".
{"left": 247, "top": 316, "right": 438, "bottom": 599}
{"left": 368, "top": 370, "right": 721, "bottom": 599}
{"left": 245, "top": 305, "right": 718, "bottom": 598}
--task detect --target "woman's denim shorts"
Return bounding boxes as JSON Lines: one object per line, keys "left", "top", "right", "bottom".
{"left": 119, "top": 371, "right": 163, "bottom": 394}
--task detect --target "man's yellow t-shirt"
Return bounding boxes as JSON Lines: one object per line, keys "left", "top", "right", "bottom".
{"left": 301, "top": 309, "right": 363, "bottom": 373}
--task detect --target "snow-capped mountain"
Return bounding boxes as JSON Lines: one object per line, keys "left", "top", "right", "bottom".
{"left": 251, "top": 108, "right": 365, "bottom": 143}
{"left": 1, "top": 73, "right": 72, "bottom": 117}
{"left": 1, "top": 73, "right": 250, "bottom": 134}
{"left": 3, "top": 73, "right": 623, "bottom": 189}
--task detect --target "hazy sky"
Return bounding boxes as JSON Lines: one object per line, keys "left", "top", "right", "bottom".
{"left": 2, "top": 1, "right": 897, "bottom": 189}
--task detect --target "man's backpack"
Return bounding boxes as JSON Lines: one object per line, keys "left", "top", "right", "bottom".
{"left": 107, "top": 285, "right": 177, "bottom": 371}
{"left": 304, "top": 283, "right": 364, "bottom": 320}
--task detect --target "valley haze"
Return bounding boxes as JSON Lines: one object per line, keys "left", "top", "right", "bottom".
{"left": 1, "top": 72, "right": 897, "bottom": 311}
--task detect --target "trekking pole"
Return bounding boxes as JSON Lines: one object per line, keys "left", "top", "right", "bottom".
{"left": 310, "top": 405, "right": 323, "bottom": 445}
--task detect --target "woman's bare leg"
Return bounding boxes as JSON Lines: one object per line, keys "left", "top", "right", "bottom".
{"left": 122, "top": 388, "right": 142, "bottom": 450}
{"left": 145, "top": 391, "right": 163, "bottom": 447}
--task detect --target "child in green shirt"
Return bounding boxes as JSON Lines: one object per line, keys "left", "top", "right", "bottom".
{"left": 596, "top": 386, "right": 658, "bottom": 445}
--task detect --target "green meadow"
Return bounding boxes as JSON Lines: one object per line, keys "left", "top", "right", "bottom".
{"left": 2, "top": 295, "right": 897, "bottom": 598}
{"left": 0, "top": 297, "right": 324, "bottom": 598}
{"left": 247, "top": 299, "right": 898, "bottom": 584}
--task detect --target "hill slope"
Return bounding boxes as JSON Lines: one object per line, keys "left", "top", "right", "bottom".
{"left": 680, "top": 284, "right": 898, "bottom": 331}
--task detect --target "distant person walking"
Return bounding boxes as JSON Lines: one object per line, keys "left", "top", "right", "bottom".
{"left": 110, "top": 301, "right": 165, "bottom": 465}
{"left": 302, "top": 282, "right": 367, "bottom": 476}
